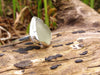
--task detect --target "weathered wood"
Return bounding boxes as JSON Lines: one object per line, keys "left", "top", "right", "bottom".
{"left": 53, "top": 0, "right": 100, "bottom": 27}
{"left": 1, "top": 0, "right": 100, "bottom": 75}
{"left": 0, "top": 25, "right": 100, "bottom": 75}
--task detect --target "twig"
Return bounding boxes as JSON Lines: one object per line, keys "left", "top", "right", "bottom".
{"left": 0, "top": 26, "right": 11, "bottom": 41}
{"left": 0, "top": 40, "right": 5, "bottom": 45}
{"left": 14, "top": 6, "right": 29, "bottom": 28}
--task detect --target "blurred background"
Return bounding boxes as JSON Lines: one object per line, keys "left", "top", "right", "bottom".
{"left": 0, "top": 0, "right": 99, "bottom": 45}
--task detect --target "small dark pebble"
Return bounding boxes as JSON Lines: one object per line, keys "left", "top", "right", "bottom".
{"left": 55, "top": 54, "right": 63, "bottom": 57}
{"left": 19, "top": 36, "right": 29, "bottom": 41}
{"left": 65, "top": 42, "right": 73, "bottom": 45}
{"left": 25, "top": 42, "right": 33, "bottom": 45}
{"left": 56, "top": 33, "right": 62, "bottom": 37}
{"left": 80, "top": 51, "right": 88, "bottom": 55}
{"left": 52, "top": 44, "right": 63, "bottom": 47}
{"left": 45, "top": 56, "right": 56, "bottom": 61}
{"left": 14, "top": 60, "right": 32, "bottom": 69}
{"left": 50, "top": 64, "right": 61, "bottom": 69}
{"left": 25, "top": 46, "right": 36, "bottom": 50}
{"left": 72, "top": 30, "right": 86, "bottom": 34}
{"left": 97, "top": 31, "right": 100, "bottom": 32}
{"left": 13, "top": 48, "right": 28, "bottom": 54}
{"left": 0, "top": 53, "right": 4, "bottom": 57}
{"left": 25, "top": 46, "right": 40, "bottom": 50}
{"left": 13, "top": 46, "right": 40, "bottom": 54}
{"left": 45, "top": 54, "right": 63, "bottom": 61}
{"left": 2, "top": 50, "right": 6, "bottom": 52}
{"left": 72, "top": 31, "right": 78, "bottom": 34}
{"left": 78, "top": 30, "right": 86, "bottom": 33}
{"left": 33, "top": 46, "right": 40, "bottom": 49}
{"left": 75, "top": 59, "right": 83, "bottom": 63}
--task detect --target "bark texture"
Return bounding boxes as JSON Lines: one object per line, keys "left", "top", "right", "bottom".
{"left": 53, "top": 0, "right": 100, "bottom": 27}
{"left": 1, "top": 0, "right": 100, "bottom": 75}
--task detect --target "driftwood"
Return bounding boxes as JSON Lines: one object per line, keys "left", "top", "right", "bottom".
{"left": 53, "top": 0, "right": 100, "bottom": 27}
{"left": 1, "top": 0, "right": 100, "bottom": 75}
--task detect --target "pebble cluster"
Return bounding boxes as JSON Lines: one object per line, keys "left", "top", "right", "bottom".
{"left": 0, "top": 30, "right": 90, "bottom": 72}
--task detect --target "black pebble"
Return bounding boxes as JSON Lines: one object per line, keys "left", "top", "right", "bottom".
{"left": 13, "top": 46, "right": 40, "bottom": 54}
{"left": 55, "top": 54, "right": 63, "bottom": 57}
{"left": 45, "top": 54, "right": 63, "bottom": 61}
{"left": 65, "top": 42, "right": 73, "bottom": 45}
{"left": 13, "top": 48, "right": 28, "bottom": 54}
{"left": 0, "top": 53, "right": 4, "bottom": 57}
{"left": 25, "top": 46, "right": 35, "bottom": 50}
{"left": 45, "top": 56, "right": 56, "bottom": 61}
{"left": 33, "top": 46, "right": 40, "bottom": 49}
{"left": 25, "top": 42, "right": 33, "bottom": 45}
{"left": 72, "top": 30, "right": 85, "bottom": 34}
{"left": 80, "top": 51, "right": 88, "bottom": 55}
{"left": 56, "top": 33, "right": 62, "bottom": 37}
{"left": 72, "top": 31, "right": 78, "bottom": 34}
{"left": 78, "top": 30, "right": 85, "bottom": 33}
{"left": 50, "top": 64, "right": 61, "bottom": 69}
{"left": 75, "top": 59, "right": 83, "bottom": 63}
{"left": 52, "top": 44, "right": 63, "bottom": 48}
{"left": 14, "top": 60, "right": 32, "bottom": 69}
{"left": 25, "top": 46, "right": 40, "bottom": 50}
{"left": 19, "top": 36, "right": 29, "bottom": 41}
{"left": 97, "top": 31, "right": 100, "bottom": 32}
{"left": 2, "top": 50, "right": 6, "bottom": 52}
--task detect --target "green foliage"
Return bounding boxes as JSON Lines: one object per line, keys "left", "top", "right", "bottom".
{"left": 0, "top": 0, "right": 3, "bottom": 16}
{"left": 48, "top": 0, "right": 54, "bottom": 8}
{"left": 16, "top": 0, "right": 21, "bottom": 12}
{"left": 12, "top": 0, "right": 22, "bottom": 20}
{"left": 90, "top": 0, "right": 94, "bottom": 8}
{"left": 83, "top": 0, "right": 89, "bottom": 4}
{"left": 37, "top": 0, "right": 42, "bottom": 18}
{"left": 44, "top": 0, "right": 49, "bottom": 26}
{"left": 12, "top": 0, "right": 16, "bottom": 20}
{"left": 0, "top": 0, "right": 56, "bottom": 34}
{"left": 52, "top": 22, "right": 57, "bottom": 29}
{"left": 26, "top": 24, "right": 30, "bottom": 34}
{"left": 82, "top": 0, "right": 95, "bottom": 8}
